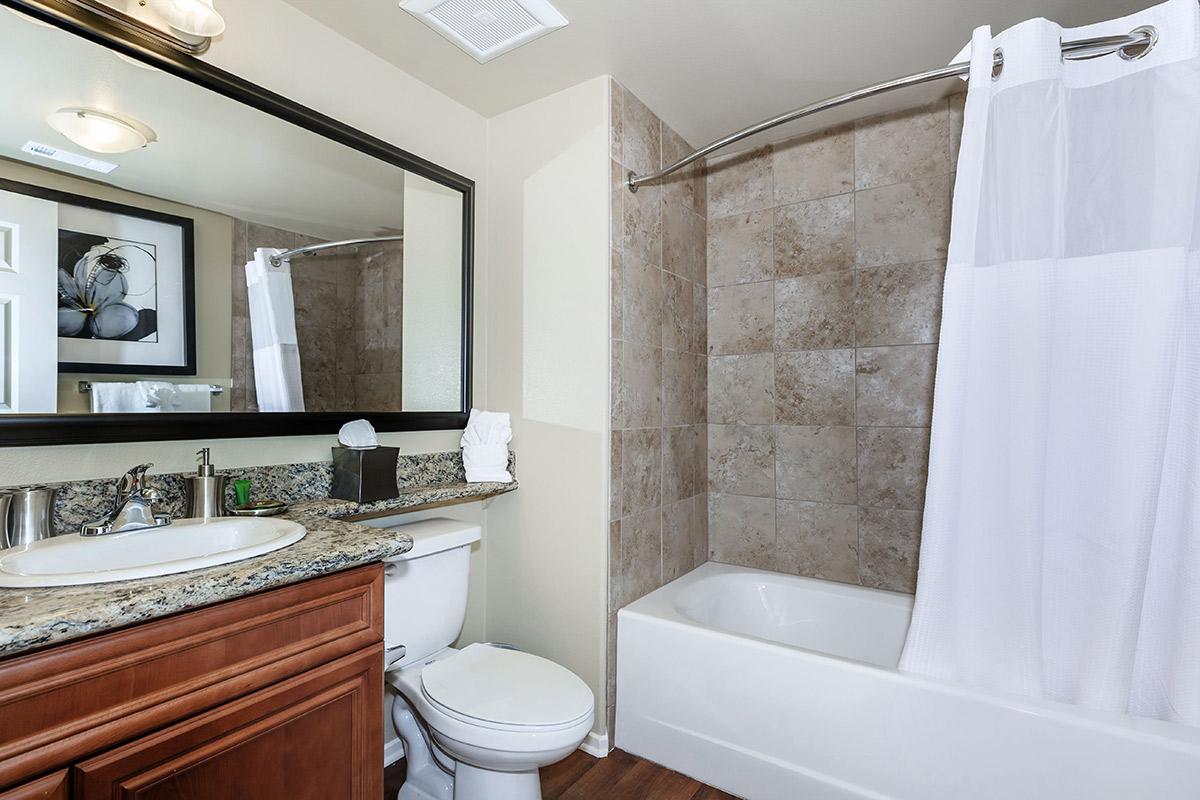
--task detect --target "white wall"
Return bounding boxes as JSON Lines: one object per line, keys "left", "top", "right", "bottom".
{"left": 402, "top": 172, "right": 464, "bottom": 411}
{"left": 483, "top": 76, "right": 612, "bottom": 736}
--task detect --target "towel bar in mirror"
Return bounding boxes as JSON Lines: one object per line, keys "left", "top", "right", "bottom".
{"left": 78, "top": 382, "right": 225, "bottom": 396}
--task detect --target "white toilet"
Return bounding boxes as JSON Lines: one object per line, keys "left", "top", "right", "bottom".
{"left": 381, "top": 518, "right": 594, "bottom": 800}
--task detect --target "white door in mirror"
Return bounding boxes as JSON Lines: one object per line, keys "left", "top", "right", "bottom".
{"left": 0, "top": 189, "right": 58, "bottom": 414}
{"left": 0, "top": 517, "right": 306, "bottom": 587}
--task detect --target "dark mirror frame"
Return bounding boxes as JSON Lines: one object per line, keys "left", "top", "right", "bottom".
{"left": 0, "top": 0, "right": 474, "bottom": 446}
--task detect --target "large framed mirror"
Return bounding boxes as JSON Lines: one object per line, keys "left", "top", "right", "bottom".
{"left": 0, "top": 0, "right": 473, "bottom": 445}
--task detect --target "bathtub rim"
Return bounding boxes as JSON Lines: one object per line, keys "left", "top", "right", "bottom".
{"left": 619, "top": 561, "right": 1200, "bottom": 753}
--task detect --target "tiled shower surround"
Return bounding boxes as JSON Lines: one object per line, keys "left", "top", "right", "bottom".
{"left": 607, "top": 79, "right": 709, "bottom": 732}
{"left": 231, "top": 222, "right": 405, "bottom": 413}
{"left": 704, "top": 96, "right": 963, "bottom": 593}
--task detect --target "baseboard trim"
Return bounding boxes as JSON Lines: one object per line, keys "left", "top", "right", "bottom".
{"left": 579, "top": 731, "right": 610, "bottom": 758}
{"left": 384, "top": 734, "right": 405, "bottom": 766}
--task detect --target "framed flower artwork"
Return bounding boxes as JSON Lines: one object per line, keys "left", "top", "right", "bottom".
{"left": 40, "top": 186, "right": 196, "bottom": 375}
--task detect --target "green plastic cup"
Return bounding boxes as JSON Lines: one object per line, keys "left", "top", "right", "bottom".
{"left": 233, "top": 479, "right": 252, "bottom": 508}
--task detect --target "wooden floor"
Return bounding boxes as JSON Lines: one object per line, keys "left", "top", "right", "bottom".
{"left": 384, "top": 749, "right": 740, "bottom": 799}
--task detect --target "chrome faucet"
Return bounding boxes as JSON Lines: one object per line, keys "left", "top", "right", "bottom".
{"left": 80, "top": 463, "right": 172, "bottom": 536}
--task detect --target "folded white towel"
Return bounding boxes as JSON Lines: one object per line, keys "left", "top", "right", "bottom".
{"left": 131, "top": 381, "right": 214, "bottom": 412}
{"left": 168, "top": 384, "right": 213, "bottom": 412}
{"left": 460, "top": 408, "right": 512, "bottom": 483}
{"left": 90, "top": 382, "right": 148, "bottom": 413}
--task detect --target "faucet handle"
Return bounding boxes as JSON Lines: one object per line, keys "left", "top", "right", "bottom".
{"left": 112, "top": 464, "right": 154, "bottom": 508}
{"left": 85, "top": 464, "right": 171, "bottom": 536}
{"left": 124, "top": 463, "right": 154, "bottom": 491}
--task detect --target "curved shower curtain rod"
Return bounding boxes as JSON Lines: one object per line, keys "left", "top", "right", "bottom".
{"left": 269, "top": 235, "right": 405, "bottom": 267}
{"left": 626, "top": 28, "right": 1158, "bottom": 193}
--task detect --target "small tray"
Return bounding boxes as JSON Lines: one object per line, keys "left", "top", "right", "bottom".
{"left": 228, "top": 500, "right": 289, "bottom": 517}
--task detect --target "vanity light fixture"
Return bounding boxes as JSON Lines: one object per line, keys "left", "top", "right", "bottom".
{"left": 32, "top": 0, "right": 222, "bottom": 56}
{"left": 145, "top": 0, "right": 225, "bottom": 38}
{"left": 47, "top": 107, "right": 157, "bottom": 154}
{"left": 114, "top": 50, "right": 163, "bottom": 72}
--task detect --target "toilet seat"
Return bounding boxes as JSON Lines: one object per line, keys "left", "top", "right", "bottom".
{"left": 419, "top": 643, "right": 593, "bottom": 731}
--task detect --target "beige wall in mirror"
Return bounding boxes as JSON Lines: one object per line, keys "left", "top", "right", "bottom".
{"left": 0, "top": 6, "right": 464, "bottom": 416}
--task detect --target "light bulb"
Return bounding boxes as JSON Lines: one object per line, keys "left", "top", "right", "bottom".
{"left": 146, "top": 0, "right": 225, "bottom": 37}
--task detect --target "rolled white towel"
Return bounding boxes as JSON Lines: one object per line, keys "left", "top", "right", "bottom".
{"left": 460, "top": 408, "right": 512, "bottom": 483}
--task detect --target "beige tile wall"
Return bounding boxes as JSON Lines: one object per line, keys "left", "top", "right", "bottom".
{"left": 607, "top": 79, "right": 708, "bottom": 735}
{"left": 704, "top": 95, "right": 964, "bottom": 594}
{"left": 231, "top": 223, "right": 404, "bottom": 412}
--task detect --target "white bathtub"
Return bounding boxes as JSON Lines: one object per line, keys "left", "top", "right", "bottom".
{"left": 615, "top": 562, "right": 1200, "bottom": 800}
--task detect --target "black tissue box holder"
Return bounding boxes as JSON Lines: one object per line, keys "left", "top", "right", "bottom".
{"left": 331, "top": 445, "right": 400, "bottom": 503}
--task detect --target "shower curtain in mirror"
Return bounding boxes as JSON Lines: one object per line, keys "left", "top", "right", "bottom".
{"left": 900, "top": 0, "right": 1200, "bottom": 724}
{"left": 245, "top": 248, "right": 305, "bottom": 413}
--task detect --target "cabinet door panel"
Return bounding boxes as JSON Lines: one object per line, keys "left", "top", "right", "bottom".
{"left": 73, "top": 647, "right": 382, "bottom": 800}
{"left": 0, "top": 771, "right": 67, "bottom": 800}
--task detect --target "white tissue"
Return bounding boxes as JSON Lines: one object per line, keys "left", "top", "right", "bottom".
{"left": 338, "top": 419, "right": 379, "bottom": 449}
{"left": 460, "top": 408, "right": 513, "bottom": 483}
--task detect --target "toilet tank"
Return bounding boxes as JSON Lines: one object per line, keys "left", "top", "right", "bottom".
{"left": 380, "top": 518, "right": 481, "bottom": 668}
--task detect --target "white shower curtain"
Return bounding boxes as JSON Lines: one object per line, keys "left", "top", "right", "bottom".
{"left": 900, "top": 0, "right": 1200, "bottom": 724}
{"left": 245, "top": 248, "right": 305, "bottom": 413}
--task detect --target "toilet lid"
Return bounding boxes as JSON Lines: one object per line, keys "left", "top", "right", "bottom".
{"left": 420, "top": 643, "right": 593, "bottom": 728}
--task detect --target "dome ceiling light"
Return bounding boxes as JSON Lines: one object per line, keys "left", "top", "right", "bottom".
{"left": 47, "top": 107, "right": 157, "bottom": 154}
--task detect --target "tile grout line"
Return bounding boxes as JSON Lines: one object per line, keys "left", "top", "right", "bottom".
{"left": 851, "top": 118, "right": 864, "bottom": 584}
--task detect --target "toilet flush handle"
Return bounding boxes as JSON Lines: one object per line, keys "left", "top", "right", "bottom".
{"left": 385, "top": 644, "right": 407, "bottom": 667}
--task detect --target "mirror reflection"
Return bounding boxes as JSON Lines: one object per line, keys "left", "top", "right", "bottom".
{"left": 0, "top": 8, "right": 465, "bottom": 415}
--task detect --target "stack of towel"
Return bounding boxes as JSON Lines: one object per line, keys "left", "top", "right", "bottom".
{"left": 460, "top": 409, "right": 513, "bottom": 483}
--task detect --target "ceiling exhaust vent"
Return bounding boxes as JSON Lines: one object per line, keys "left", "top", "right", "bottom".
{"left": 21, "top": 141, "right": 118, "bottom": 174}
{"left": 399, "top": 0, "right": 568, "bottom": 63}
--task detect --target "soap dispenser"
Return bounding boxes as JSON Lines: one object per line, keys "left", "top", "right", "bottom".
{"left": 185, "top": 448, "right": 227, "bottom": 520}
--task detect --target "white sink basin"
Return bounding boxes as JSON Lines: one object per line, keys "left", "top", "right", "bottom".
{"left": 0, "top": 517, "right": 306, "bottom": 588}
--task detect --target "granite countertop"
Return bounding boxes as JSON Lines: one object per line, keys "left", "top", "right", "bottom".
{"left": 0, "top": 479, "right": 517, "bottom": 660}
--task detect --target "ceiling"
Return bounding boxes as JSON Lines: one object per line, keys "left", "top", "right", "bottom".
{"left": 284, "top": 0, "right": 1150, "bottom": 149}
{"left": 0, "top": 8, "right": 408, "bottom": 241}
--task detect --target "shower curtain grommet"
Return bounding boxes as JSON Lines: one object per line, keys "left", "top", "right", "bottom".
{"left": 1120, "top": 24, "right": 1159, "bottom": 59}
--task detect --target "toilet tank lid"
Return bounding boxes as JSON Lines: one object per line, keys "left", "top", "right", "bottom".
{"left": 384, "top": 518, "right": 481, "bottom": 561}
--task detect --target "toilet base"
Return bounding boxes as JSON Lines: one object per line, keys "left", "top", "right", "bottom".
{"left": 391, "top": 686, "right": 545, "bottom": 800}
{"left": 454, "top": 763, "right": 541, "bottom": 800}
{"left": 392, "top": 693, "right": 454, "bottom": 800}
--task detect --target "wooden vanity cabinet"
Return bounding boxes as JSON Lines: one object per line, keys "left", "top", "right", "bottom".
{"left": 0, "top": 564, "right": 385, "bottom": 799}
